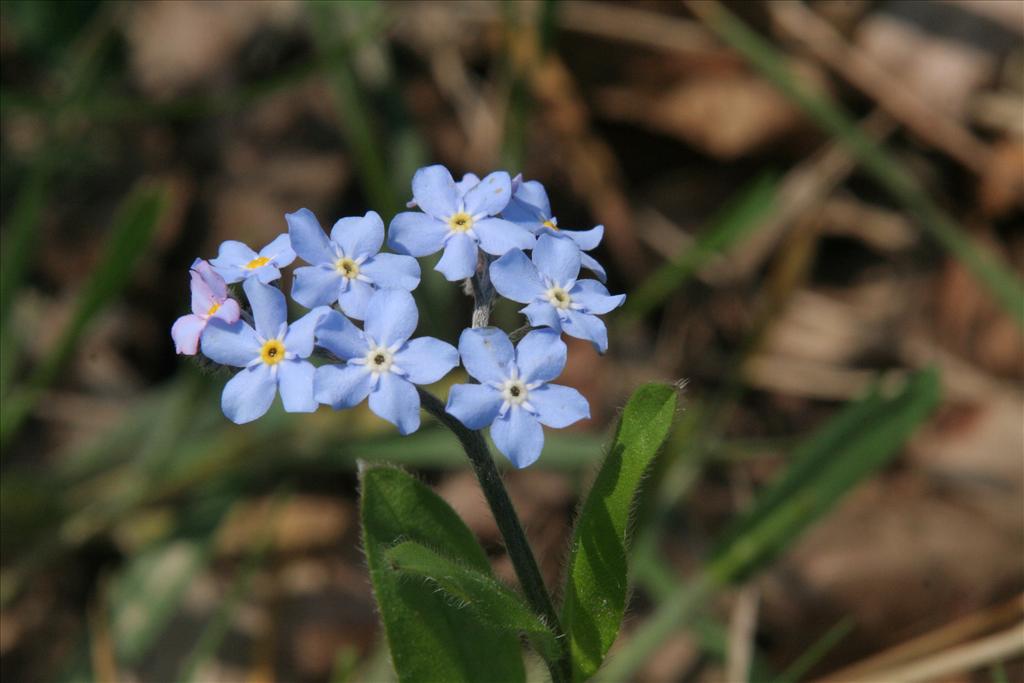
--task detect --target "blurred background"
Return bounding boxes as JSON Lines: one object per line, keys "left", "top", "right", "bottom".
{"left": 1, "top": 1, "right": 1022, "bottom": 681}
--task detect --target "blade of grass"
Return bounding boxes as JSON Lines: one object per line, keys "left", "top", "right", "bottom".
{"left": 686, "top": 0, "right": 1024, "bottom": 327}
{"left": 622, "top": 172, "right": 778, "bottom": 319}
{"left": 595, "top": 367, "right": 941, "bottom": 681}
{"left": 773, "top": 617, "right": 855, "bottom": 683}
{"left": 0, "top": 182, "right": 168, "bottom": 447}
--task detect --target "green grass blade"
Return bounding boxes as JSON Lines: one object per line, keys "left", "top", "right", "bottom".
{"left": 596, "top": 368, "right": 941, "bottom": 681}
{"left": 0, "top": 182, "right": 168, "bottom": 445}
{"left": 691, "top": 1, "right": 1024, "bottom": 326}
{"left": 624, "top": 173, "right": 778, "bottom": 319}
{"left": 561, "top": 383, "right": 678, "bottom": 681}
{"left": 385, "top": 540, "right": 561, "bottom": 664}
{"left": 773, "top": 617, "right": 855, "bottom": 683}
{"left": 360, "top": 464, "right": 525, "bottom": 683}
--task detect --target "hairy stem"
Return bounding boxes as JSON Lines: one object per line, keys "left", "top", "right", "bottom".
{"left": 416, "top": 388, "right": 570, "bottom": 683}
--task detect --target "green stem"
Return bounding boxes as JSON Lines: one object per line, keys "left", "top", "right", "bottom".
{"left": 416, "top": 388, "right": 571, "bottom": 683}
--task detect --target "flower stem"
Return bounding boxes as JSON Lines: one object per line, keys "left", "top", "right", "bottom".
{"left": 416, "top": 388, "right": 571, "bottom": 683}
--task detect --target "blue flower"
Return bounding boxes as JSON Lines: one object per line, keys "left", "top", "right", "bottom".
{"left": 503, "top": 174, "right": 608, "bottom": 281}
{"left": 446, "top": 328, "right": 589, "bottom": 468}
{"left": 314, "top": 289, "right": 459, "bottom": 435}
{"left": 286, "top": 208, "right": 420, "bottom": 320}
{"left": 489, "top": 234, "right": 625, "bottom": 353}
{"left": 388, "top": 165, "right": 535, "bottom": 281}
{"left": 201, "top": 279, "right": 329, "bottom": 424}
{"left": 171, "top": 259, "right": 241, "bottom": 355}
{"left": 209, "top": 234, "right": 296, "bottom": 284}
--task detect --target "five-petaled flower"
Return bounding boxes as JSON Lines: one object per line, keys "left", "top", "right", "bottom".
{"left": 287, "top": 208, "right": 420, "bottom": 320}
{"left": 489, "top": 234, "right": 625, "bottom": 353}
{"left": 210, "top": 234, "right": 296, "bottom": 284}
{"left": 388, "top": 165, "right": 535, "bottom": 281}
{"left": 446, "top": 327, "right": 589, "bottom": 468}
{"left": 503, "top": 174, "right": 607, "bottom": 282}
{"left": 314, "top": 289, "right": 459, "bottom": 434}
{"left": 171, "top": 259, "right": 241, "bottom": 355}
{"left": 201, "top": 279, "right": 329, "bottom": 424}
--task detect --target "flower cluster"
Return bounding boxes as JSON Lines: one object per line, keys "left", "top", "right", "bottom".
{"left": 172, "top": 166, "right": 625, "bottom": 467}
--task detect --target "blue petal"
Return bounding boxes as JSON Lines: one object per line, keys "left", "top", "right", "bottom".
{"left": 579, "top": 252, "right": 607, "bottom": 282}
{"left": 211, "top": 240, "right": 257, "bottom": 268}
{"left": 566, "top": 224, "right": 603, "bottom": 251}
{"left": 331, "top": 210, "right": 384, "bottom": 258}
{"left": 360, "top": 253, "right": 420, "bottom": 291}
{"left": 532, "top": 233, "right": 581, "bottom": 284}
{"left": 387, "top": 212, "right": 450, "bottom": 257}
{"left": 369, "top": 373, "right": 421, "bottom": 435}
{"left": 338, "top": 279, "right": 376, "bottom": 320}
{"left": 455, "top": 172, "right": 481, "bottom": 194}
{"left": 474, "top": 218, "right": 536, "bottom": 257}
{"left": 394, "top": 337, "right": 459, "bottom": 385}
{"left": 222, "top": 364, "right": 277, "bottom": 424}
{"left": 292, "top": 265, "right": 342, "bottom": 309}
{"left": 316, "top": 310, "right": 367, "bottom": 360}
{"left": 284, "top": 306, "right": 331, "bottom": 358}
{"left": 435, "top": 233, "right": 478, "bottom": 281}
{"left": 364, "top": 289, "right": 418, "bottom": 347}
{"left": 411, "top": 165, "right": 459, "bottom": 219}
{"left": 446, "top": 383, "right": 503, "bottom": 429}
{"left": 490, "top": 408, "right": 544, "bottom": 468}
{"left": 278, "top": 360, "right": 317, "bottom": 412}
{"left": 259, "top": 233, "right": 296, "bottom": 267}
{"left": 315, "top": 363, "right": 373, "bottom": 408}
{"left": 511, "top": 177, "right": 551, "bottom": 218}
{"left": 571, "top": 280, "right": 626, "bottom": 314}
{"left": 252, "top": 264, "right": 284, "bottom": 284}
{"left": 201, "top": 319, "right": 260, "bottom": 366}
{"left": 529, "top": 384, "right": 589, "bottom": 428}
{"left": 244, "top": 279, "right": 288, "bottom": 340}
{"left": 563, "top": 310, "right": 609, "bottom": 353}
{"left": 489, "top": 249, "right": 544, "bottom": 304}
{"left": 458, "top": 327, "right": 514, "bottom": 384}
{"left": 286, "top": 208, "right": 333, "bottom": 265}
{"left": 463, "top": 171, "right": 511, "bottom": 217}
{"left": 521, "top": 302, "right": 563, "bottom": 331}
{"left": 515, "top": 329, "right": 567, "bottom": 384}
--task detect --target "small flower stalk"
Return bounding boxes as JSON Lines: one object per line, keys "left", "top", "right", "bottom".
{"left": 172, "top": 163, "right": 625, "bottom": 463}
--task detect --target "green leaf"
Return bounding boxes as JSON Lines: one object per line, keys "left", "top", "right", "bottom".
{"left": 360, "top": 465, "right": 525, "bottom": 683}
{"left": 561, "top": 383, "right": 678, "bottom": 681}
{"left": 385, "top": 540, "right": 561, "bottom": 663}
{"left": 595, "top": 368, "right": 941, "bottom": 682}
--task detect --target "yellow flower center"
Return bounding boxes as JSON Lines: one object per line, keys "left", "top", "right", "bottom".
{"left": 206, "top": 301, "right": 221, "bottom": 317}
{"left": 545, "top": 286, "right": 572, "bottom": 310}
{"left": 260, "top": 339, "right": 286, "bottom": 365}
{"left": 335, "top": 257, "right": 360, "bottom": 278}
{"left": 542, "top": 219, "right": 559, "bottom": 231}
{"left": 246, "top": 256, "right": 271, "bottom": 269}
{"left": 447, "top": 212, "right": 474, "bottom": 233}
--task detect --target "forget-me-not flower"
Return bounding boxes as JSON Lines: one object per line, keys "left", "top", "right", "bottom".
{"left": 314, "top": 289, "right": 459, "bottom": 434}
{"left": 171, "top": 259, "right": 241, "bottom": 355}
{"left": 388, "top": 165, "right": 535, "bottom": 281}
{"left": 446, "top": 327, "right": 589, "bottom": 468}
{"left": 210, "top": 234, "right": 296, "bottom": 284}
{"left": 287, "top": 208, "right": 420, "bottom": 320}
{"left": 201, "top": 279, "right": 329, "bottom": 424}
{"left": 503, "top": 174, "right": 607, "bottom": 282}
{"left": 489, "top": 234, "right": 625, "bottom": 353}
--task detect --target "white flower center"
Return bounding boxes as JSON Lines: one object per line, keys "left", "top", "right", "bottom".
{"left": 545, "top": 286, "right": 572, "bottom": 310}
{"left": 364, "top": 345, "right": 394, "bottom": 375}
{"left": 501, "top": 379, "right": 529, "bottom": 406}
